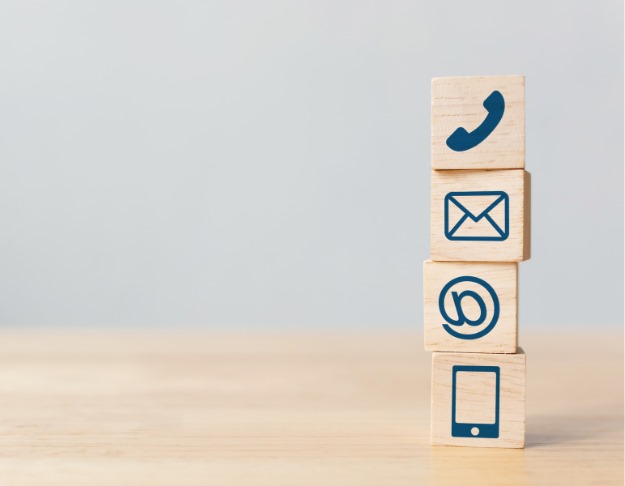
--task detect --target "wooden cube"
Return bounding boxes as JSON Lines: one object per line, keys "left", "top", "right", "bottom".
{"left": 430, "top": 169, "right": 530, "bottom": 262}
{"left": 423, "top": 260, "right": 517, "bottom": 353}
{"left": 432, "top": 75, "right": 525, "bottom": 170}
{"left": 431, "top": 349, "right": 525, "bottom": 448}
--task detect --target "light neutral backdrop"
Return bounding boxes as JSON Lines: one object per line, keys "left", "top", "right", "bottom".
{"left": 0, "top": 0, "right": 622, "bottom": 328}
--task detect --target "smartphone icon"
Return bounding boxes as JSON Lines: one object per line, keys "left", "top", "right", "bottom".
{"left": 451, "top": 365, "right": 500, "bottom": 438}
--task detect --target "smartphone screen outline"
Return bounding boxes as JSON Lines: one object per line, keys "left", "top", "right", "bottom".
{"left": 451, "top": 365, "right": 500, "bottom": 438}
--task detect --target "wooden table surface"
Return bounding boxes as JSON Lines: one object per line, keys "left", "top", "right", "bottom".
{"left": 0, "top": 329, "right": 621, "bottom": 485}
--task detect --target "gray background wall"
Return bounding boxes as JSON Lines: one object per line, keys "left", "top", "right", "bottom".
{"left": 0, "top": 0, "right": 622, "bottom": 328}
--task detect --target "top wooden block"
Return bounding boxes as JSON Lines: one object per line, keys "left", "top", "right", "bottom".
{"left": 432, "top": 76, "right": 525, "bottom": 170}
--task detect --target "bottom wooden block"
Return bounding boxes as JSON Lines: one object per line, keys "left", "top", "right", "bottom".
{"left": 431, "top": 349, "right": 525, "bottom": 448}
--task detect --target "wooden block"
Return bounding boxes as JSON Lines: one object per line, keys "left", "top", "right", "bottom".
{"left": 431, "top": 349, "right": 525, "bottom": 448}
{"left": 430, "top": 169, "right": 531, "bottom": 262}
{"left": 432, "top": 75, "right": 525, "bottom": 170}
{"left": 423, "top": 260, "right": 517, "bottom": 353}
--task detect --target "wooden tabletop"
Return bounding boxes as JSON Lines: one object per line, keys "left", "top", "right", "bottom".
{"left": 0, "top": 329, "right": 621, "bottom": 485}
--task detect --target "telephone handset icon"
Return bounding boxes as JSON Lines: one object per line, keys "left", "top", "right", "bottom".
{"left": 446, "top": 90, "right": 505, "bottom": 152}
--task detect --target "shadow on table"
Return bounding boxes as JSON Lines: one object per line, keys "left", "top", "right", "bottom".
{"left": 526, "top": 413, "right": 622, "bottom": 448}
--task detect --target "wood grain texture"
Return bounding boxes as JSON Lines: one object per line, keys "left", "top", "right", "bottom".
{"left": 424, "top": 260, "right": 517, "bottom": 353}
{"left": 432, "top": 75, "right": 525, "bottom": 170}
{"left": 0, "top": 330, "right": 620, "bottom": 485}
{"left": 431, "top": 169, "right": 530, "bottom": 262}
{"left": 431, "top": 349, "right": 525, "bottom": 448}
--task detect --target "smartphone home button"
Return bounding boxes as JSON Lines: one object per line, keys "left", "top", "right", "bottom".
{"left": 471, "top": 427, "right": 480, "bottom": 436}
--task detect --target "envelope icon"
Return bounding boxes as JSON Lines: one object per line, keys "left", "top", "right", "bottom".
{"left": 444, "top": 191, "right": 509, "bottom": 241}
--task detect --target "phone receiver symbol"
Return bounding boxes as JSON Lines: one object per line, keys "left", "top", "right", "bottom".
{"left": 446, "top": 90, "right": 505, "bottom": 152}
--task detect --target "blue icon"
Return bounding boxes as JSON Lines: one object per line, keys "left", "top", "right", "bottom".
{"left": 439, "top": 276, "right": 499, "bottom": 340}
{"left": 452, "top": 365, "right": 500, "bottom": 438}
{"left": 446, "top": 90, "right": 505, "bottom": 152}
{"left": 444, "top": 191, "right": 509, "bottom": 241}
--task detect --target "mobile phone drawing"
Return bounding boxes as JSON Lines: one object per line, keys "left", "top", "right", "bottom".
{"left": 451, "top": 365, "right": 500, "bottom": 438}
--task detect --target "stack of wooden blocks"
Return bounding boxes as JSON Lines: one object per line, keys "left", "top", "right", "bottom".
{"left": 425, "top": 75, "right": 530, "bottom": 448}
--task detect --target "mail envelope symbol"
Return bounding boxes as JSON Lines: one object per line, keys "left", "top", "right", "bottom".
{"left": 444, "top": 191, "right": 509, "bottom": 241}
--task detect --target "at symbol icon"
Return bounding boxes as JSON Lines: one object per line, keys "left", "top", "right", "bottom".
{"left": 438, "top": 276, "right": 500, "bottom": 340}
